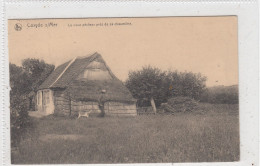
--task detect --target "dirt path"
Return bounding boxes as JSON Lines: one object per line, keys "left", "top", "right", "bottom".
{"left": 39, "top": 134, "right": 89, "bottom": 142}
{"left": 28, "top": 111, "right": 47, "bottom": 118}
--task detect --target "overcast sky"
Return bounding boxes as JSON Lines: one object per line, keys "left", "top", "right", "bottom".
{"left": 9, "top": 17, "right": 238, "bottom": 87}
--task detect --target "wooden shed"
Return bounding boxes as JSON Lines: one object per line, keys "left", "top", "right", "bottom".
{"left": 36, "top": 52, "right": 137, "bottom": 117}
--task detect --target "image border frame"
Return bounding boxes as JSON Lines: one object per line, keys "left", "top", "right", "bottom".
{"left": 1, "top": 1, "right": 259, "bottom": 166}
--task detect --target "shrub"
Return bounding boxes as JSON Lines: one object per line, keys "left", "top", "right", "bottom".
{"left": 10, "top": 96, "right": 35, "bottom": 148}
{"left": 10, "top": 61, "right": 54, "bottom": 148}
{"left": 164, "top": 96, "right": 199, "bottom": 113}
{"left": 200, "top": 85, "right": 238, "bottom": 104}
{"left": 159, "top": 103, "right": 175, "bottom": 114}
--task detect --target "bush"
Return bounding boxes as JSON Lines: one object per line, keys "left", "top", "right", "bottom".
{"left": 10, "top": 96, "right": 35, "bottom": 148}
{"left": 159, "top": 103, "right": 175, "bottom": 114}
{"left": 200, "top": 85, "right": 238, "bottom": 104}
{"left": 10, "top": 61, "right": 54, "bottom": 148}
{"left": 160, "top": 96, "right": 199, "bottom": 113}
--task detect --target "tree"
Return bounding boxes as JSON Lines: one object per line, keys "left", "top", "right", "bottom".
{"left": 10, "top": 60, "right": 54, "bottom": 147}
{"left": 22, "top": 58, "right": 55, "bottom": 92}
{"left": 125, "top": 67, "right": 207, "bottom": 113}
{"left": 9, "top": 64, "right": 31, "bottom": 97}
{"left": 21, "top": 59, "right": 55, "bottom": 109}
{"left": 167, "top": 71, "right": 207, "bottom": 100}
{"left": 125, "top": 66, "right": 168, "bottom": 113}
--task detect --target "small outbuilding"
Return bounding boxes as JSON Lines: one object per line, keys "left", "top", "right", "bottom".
{"left": 36, "top": 52, "right": 137, "bottom": 117}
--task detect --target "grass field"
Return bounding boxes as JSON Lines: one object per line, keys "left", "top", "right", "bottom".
{"left": 11, "top": 103, "right": 239, "bottom": 164}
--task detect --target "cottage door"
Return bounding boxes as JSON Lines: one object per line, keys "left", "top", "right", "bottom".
{"left": 42, "top": 90, "right": 50, "bottom": 113}
{"left": 42, "top": 91, "right": 47, "bottom": 113}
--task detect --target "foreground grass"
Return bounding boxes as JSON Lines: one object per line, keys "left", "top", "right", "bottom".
{"left": 12, "top": 103, "right": 239, "bottom": 164}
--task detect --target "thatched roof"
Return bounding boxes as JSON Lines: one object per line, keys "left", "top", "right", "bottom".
{"left": 38, "top": 60, "right": 71, "bottom": 89}
{"left": 38, "top": 52, "right": 136, "bottom": 103}
{"left": 66, "top": 80, "right": 136, "bottom": 103}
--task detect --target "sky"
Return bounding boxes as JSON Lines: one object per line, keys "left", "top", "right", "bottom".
{"left": 8, "top": 17, "right": 238, "bottom": 87}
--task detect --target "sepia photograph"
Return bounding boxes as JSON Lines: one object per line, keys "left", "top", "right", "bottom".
{"left": 8, "top": 17, "right": 239, "bottom": 164}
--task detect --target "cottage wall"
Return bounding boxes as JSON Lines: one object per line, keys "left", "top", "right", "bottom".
{"left": 53, "top": 90, "right": 103, "bottom": 116}
{"left": 53, "top": 90, "right": 71, "bottom": 116}
{"left": 71, "top": 101, "right": 102, "bottom": 116}
{"left": 52, "top": 91, "right": 136, "bottom": 117}
{"left": 71, "top": 101, "right": 136, "bottom": 117}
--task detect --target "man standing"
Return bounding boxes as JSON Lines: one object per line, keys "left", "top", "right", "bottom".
{"left": 98, "top": 90, "right": 106, "bottom": 117}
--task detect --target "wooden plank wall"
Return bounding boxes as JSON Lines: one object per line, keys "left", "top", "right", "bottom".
{"left": 53, "top": 90, "right": 70, "bottom": 116}
{"left": 53, "top": 90, "right": 137, "bottom": 117}
{"left": 71, "top": 101, "right": 101, "bottom": 116}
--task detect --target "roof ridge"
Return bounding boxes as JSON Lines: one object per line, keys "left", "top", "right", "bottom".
{"left": 77, "top": 52, "right": 99, "bottom": 60}
{"left": 50, "top": 57, "right": 77, "bottom": 88}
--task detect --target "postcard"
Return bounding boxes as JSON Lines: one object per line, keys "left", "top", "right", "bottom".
{"left": 1, "top": 1, "right": 259, "bottom": 166}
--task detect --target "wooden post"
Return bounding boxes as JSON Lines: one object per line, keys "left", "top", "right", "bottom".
{"left": 150, "top": 97, "right": 157, "bottom": 114}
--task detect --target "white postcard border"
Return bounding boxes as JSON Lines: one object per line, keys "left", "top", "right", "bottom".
{"left": 1, "top": 1, "right": 259, "bottom": 166}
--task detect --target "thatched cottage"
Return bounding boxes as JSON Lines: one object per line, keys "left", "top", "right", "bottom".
{"left": 36, "top": 52, "right": 137, "bottom": 117}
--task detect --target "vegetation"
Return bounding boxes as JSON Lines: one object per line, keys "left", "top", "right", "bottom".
{"left": 160, "top": 96, "right": 199, "bottom": 114}
{"left": 125, "top": 66, "right": 207, "bottom": 113}
{"left": 21, "top": 58, "right": 55, "bottom": 93}
{"left": 10, "top": 60, "right": 239, "bottom": 163}
{"left": 200, "top": 85, "right": 239, "bottom": 104}
{"left": 11, "top": 103, "right": 239, "bottom": 164}
{"left": 10, "top": 97, "right": 34, "bottom": 147}
{"left": 10, "top": 59, "right": 54, "bottom": 147}
{"left": 125, "top": 66, "right": 168, "bottom": 113}
{"left": 166, "top": 71, "right": 207, "bottom": 100}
